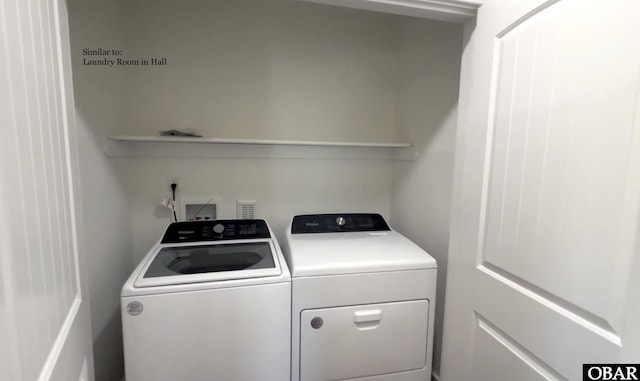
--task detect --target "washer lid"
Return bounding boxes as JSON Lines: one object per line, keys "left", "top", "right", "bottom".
{"left": 134, "top": 240, "right": 282, "bottom": 288}
{"left": 285, "top": 230, "right": 437, "bottom": 277}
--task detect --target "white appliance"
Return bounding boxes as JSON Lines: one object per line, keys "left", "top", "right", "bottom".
{"left": 121, "top": 219, "right": 291, "bottom": 381}
{"left": 283, "top": 213, "right": 437, "bottom": 381}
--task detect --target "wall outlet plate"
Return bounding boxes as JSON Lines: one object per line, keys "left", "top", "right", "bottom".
{"left": 179, "top": 196, "right": 220, "bottom": 221}
{"left": 185, "top": 203, "right": 216, "bottom": 221}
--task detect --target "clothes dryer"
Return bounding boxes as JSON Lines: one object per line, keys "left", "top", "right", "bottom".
{"left": 283, "top": 213, "right": 437, "bottom": 381}
{"left": 121, "top": 219, "right": 290, "bottom": 381}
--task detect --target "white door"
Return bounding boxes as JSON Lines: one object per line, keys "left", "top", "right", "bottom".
{"left": 441, "top": 1, "right": 640, "bottom": 380}
{"left": 0, "top": 0, "right": 94, "bottom": 380}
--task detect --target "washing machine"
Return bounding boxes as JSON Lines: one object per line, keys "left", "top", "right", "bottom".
{"left": 121, "top": 219, "right": 291, "bottom": 381}
{"left": 283, "top": 213, "right": 437, "bottom": 381}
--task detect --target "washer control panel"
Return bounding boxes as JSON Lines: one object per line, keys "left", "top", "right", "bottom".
{"left": 161, "top": 219, "right": 270, "bottom": 243}
{"left": 291, "top": 214, "right": 390, "bottom": 234}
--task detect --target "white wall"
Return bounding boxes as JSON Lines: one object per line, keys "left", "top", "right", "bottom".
{"left": 67, "top": 1, "right": 133, "bottom": 380}
{"left": 121, "top": 157, "right": 393, "bottom": 261}
{"left": 391, "top": 19, "right": 463, "bottom": 379}
{"left": 118, "top": 0, "right": 402, "bottom": 143}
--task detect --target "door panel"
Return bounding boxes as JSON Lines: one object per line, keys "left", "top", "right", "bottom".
{"left": 482, "top": 0, "right": 639, "bottom": 328}
{"left": 0, "top": 0, "right": 94, "bottom": 380}
{"left": 441, "top": 0, "right": 640, "bottom": 380}
{"left": 472, "top": 315, "right": 565, "bottom": 381}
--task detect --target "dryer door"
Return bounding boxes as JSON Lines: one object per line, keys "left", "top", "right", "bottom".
{"left": 299, "top": 300, "right": 429, "bottom": 381}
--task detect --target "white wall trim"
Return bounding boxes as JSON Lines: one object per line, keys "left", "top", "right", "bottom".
{"left": 54, "top": 0, "right": 83, "bottom": 300}
{"left": 300, "top": 0, "right": 484, "bottom": 22}
{"left": 0, "top": 194, "right": 23, "bottom": 381}
{"left": 37, "top": 297, "right": 81, "bottom": 381}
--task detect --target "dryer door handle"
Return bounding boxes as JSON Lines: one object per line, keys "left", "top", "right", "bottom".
{"left": 353, "top": 309, "right": 382, "bottom": 325}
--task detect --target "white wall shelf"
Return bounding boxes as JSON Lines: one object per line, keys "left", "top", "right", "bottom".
{"left": 300, "top": 0, "right": 485, "bottom": 23}
{"left": 107, "top": 135, "right": 417, "bottom": 160}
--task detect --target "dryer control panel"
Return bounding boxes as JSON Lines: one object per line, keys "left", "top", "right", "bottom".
{"left": 291, "top": 214, "right": 390, "bottom": 234}
{"left": 161, "top": 219, "right": 270, "bottom": 243}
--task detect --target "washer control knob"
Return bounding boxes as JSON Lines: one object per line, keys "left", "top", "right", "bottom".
{"left": 336, "top": 217, "right": 346, "bottom": 227}
{"left": 213, "top": 224, "right": 225, "bottom": 234}
{"left": 311, "top": 317, "right": 324, "bottom": 329}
